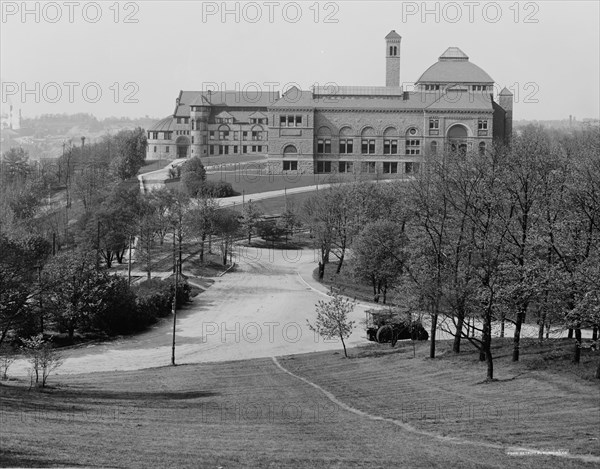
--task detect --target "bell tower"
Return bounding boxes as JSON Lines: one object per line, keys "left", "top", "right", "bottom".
{"left": 385, "top": 30, "right": 401, "bottom": 87}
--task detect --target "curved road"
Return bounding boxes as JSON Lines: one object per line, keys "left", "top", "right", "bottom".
{"left": 11, "top": 246, "right": 369, "bottom": 376}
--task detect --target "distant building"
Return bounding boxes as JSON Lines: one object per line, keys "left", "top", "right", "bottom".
{"left": 146, "top": 30, "right": 513, "bottom": 175}
{"left": 1, "top": 104, "right": 21, "bottom": 131}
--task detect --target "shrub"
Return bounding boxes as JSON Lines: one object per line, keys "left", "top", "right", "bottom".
{"left": 201, "top": 180, "right": 235, "bottom": 198}
{"left": 21, "top": 334, "right": 63, "bottom": 388}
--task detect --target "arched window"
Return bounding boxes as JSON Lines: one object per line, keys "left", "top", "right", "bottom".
{"left": 479, "top": 141, "right": 486, "bottom": 156}
{"left": 283, "top": 144, "right": 298, "bottom": 154}
{"left": 390, "top": 46, "right": 393, "bottom": 56}
{"left": 430, "top": 141, "right": 438, "bottom": 156}
{"left": 394, "top": 46, "right": 397, "bottom": 55}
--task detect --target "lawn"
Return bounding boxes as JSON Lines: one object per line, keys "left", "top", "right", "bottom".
{"left": 1, "top": 341, "right": 598, "bottom": 468}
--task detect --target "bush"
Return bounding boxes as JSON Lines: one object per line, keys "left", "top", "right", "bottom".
{"left": 197, "top": 180, "right": 235, "bottom": 198}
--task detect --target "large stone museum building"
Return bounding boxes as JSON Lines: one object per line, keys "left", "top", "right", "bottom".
{"left": 146, "top": 31, "right": 513, "bottom": 175}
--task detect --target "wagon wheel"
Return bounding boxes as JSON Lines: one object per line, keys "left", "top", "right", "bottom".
{"left": 376, "top": 325, "right": 396, "bottom": 346}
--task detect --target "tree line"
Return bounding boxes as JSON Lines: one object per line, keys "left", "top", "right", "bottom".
{"left": 301, "top": 126, "right": 600, "bottom": 380}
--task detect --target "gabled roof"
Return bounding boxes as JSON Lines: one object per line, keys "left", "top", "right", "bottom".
{"left": 174, "top": 91, "right": 280, "bottom": 116}
{"left": 249, "top": 110, "right": 267, "bottom": 118}
{"left": 216, "top": 110, "right": 234, "bottom": 119}
{"left": 385, "top": 30, "right": 402, "bottom": 40}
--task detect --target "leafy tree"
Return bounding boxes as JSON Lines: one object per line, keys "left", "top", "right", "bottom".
{"left": 256, "top": 219, "right": 287, "bottom": 245}
{"left": 185, "top": 196, "right": 219, "bottom": 263}
{"left": 212, "top": 209, "right": 240, "bottom": 265}
{"left": 0, "top": 234, "right": 52, "bottom": 348}
{"left": 1, "top": 147, "right": 30, "bottom": 183}
{"left": 180, "top": 157, "right": 207, "bottom": 196}
{"left": 240, "top": 200, "right": 264, "bottom": 244}
{"left": 351, "top": 220, "right": 407, "bottom": 304}
{"left": 307, "top": 289, "right": 356, "bottom": 358}
{"left": 111, "top": 127, "right": 147, "bottom": 180}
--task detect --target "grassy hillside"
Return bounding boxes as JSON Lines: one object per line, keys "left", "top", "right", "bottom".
{"left": 1, "top": 340, "right": 598, "bottom": 468}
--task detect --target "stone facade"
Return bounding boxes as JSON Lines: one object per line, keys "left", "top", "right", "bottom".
{"left": 146, "top": 31, "right": 512, "bottom": 175}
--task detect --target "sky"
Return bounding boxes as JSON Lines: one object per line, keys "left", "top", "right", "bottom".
{"left": 1, "top": 0, "right": 599, "bottom": 121}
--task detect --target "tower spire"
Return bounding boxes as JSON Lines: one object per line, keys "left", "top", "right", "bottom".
{"left": 385, "top": 30, "right": 401, "bottom": 87}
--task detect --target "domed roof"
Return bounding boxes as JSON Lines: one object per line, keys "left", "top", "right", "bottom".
{"left": 148, "top": 116, "right": 174, "bottom": 132}
{"left": 416, "top": 47, "right": 494, "bottom": 84}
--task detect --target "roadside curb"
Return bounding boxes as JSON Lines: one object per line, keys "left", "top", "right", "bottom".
{"left": 218, "top": 262, "right": 236, "bottom": 277}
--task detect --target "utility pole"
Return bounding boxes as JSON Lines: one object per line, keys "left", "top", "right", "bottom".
{"left": 96, "top": 219, "right": 101, "bottom": 269}
{"left": 128, "top": 234, "right": 133, "bottom": 285}
{"left": 171, "top": 256, "right": 179, "bottom": 366}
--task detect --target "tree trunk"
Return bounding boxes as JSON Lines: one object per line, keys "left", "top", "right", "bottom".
{"left": 538, "top": 312, "right": 546, "bottom": 343}
{"left": 336, "top": 252, "right": 344, "bottom": 274}
{"left": 340, "top": 334, "right": 348, "bottom": 358}
{"left": 573, "top": 328, "right": 582, "bottom": 364}
{"left": 318, "top": 261, "right": 325, "bottom": 280}
{"left": 592, "top": 327, "right": 598, "bottom": 341}
{"left": 500, "top": 313, "right": 505, "bottom": 338}
{"left": 453, "top": 312, "right": 464, "bottom": 354}
{"left": 568, "top": 328, "right": 573, "bottom": 339}
{"left": 485, "top": 345, "right": 494, "bottom": 381}
{"left": 199, "top": 232, "right": 206, "bottom": 263}
{"left": 429, "top": 311, "right": 438, "bottom": 359}
{"left": 512, "top": 311, "right": 525, "bottom": 362}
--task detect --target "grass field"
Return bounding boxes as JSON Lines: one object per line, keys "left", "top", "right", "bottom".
{"left": 1, "top": 340, "right": 598, "bottom": 468}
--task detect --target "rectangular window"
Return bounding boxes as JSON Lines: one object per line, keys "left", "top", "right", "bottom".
{"left": 233, "top": 145, "right": 238, "bottom": 154}
{"left": 242, "top": 131, "right": 248, "bottom": 140}
{"left": 429, "top": 119, "right": 439, "bottom": 135}
{"left": 252, "top": 131, "right": 262, "bottom": 141}
{"left": 283, "top": 161, "right": 298, "bottom": 171}
{"left": 234, "top": 131, "right": 238, "bottom": 140}
{"left": 219, "top": 131, "right": 230, "bottom": 140}
{"left": 361, "top": 162, "right": 376, "bottom": 173}
{"left": 209, "top": 131, "right": 215, "bottom": 140}
{"left": 210, "top": 145, "right": 214, "bottom": 155}
{"left": 177, "top": 117, "right": 182, "bottom": 124}
{"left": 219, "top": 145, "right": 224, "bottom": 155}
{"left": 242, "top": 145, "right": 247, "bottom": 153}
{"left": 257, "top": 145, "right": 262, "bottom": 152}
{"left": 383, "top": 162, "right": 398, "bottom": 174}
{"left": 339, "top": 138, "right": 353, "bottom": 154}
{"left": 317, "top": 139, "right": 324, "bottom": 154}
{"left": 280, "top": 115, "right": 286, "bottom": 126}
{"left": 184, "top": 117, "right": 189, "bottom": 124}
{"left": 383, "top": 139, "right": 398, "bottom": 154}
{"left": 165, "top": 146, "right": 170, "bottom": 153}
{"left": 316, "top": 161, "right": 332, "bottom": 173}
{"left": 191, "top": 137, "right": 194, "bottom": 144}
{"left": 405, "top": 162, "right": 420, "bottom": 174}
{"left": 478, "top": 119, "right": 488, "bottom": 136}
{"left": 405, "top": 139, "right": 421, "bottom": 155}
{"left": 361, "top": 139, "right": 375, "bottom": 154}
{"left": 338, "top": 161, "right": 353, "bottom": 173}
{"left": 295, "top": 116, "right": 302, "bottom": 127}
{"left": 153, "top": 146, "right": 157, "bottom": 153}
